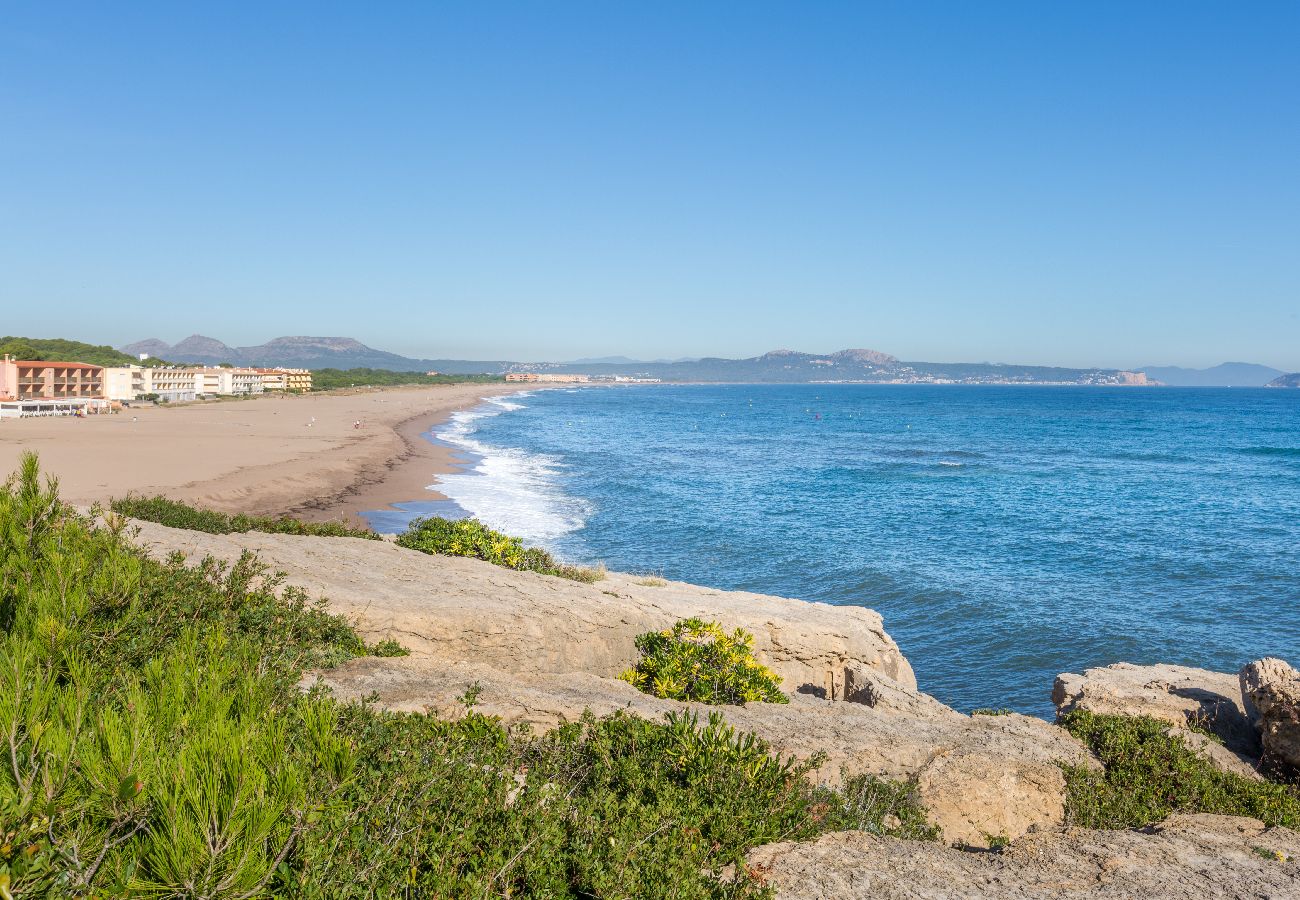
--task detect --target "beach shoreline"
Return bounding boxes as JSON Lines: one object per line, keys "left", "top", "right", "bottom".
{"left": 284, "top": 388, "right": 508, "bottom": 525}
{"left": 0, "top": 383, "right": 524, "bottom": 525}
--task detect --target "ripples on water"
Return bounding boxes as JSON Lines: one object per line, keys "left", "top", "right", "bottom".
{"left": 393, "top": 384, "right": 1300, "bottom": 717}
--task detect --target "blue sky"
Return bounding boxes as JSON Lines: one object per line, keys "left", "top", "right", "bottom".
{"left": 2, "top": 3, "right": 1297, "bottom": 368}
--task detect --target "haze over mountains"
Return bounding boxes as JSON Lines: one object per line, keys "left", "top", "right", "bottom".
{"left": 1135, "top": 362, "right": 1285, "bottom": 387}
{"left": 113, "top": 334, "right": 1267, "bottom": 386}
{"left": 121, "top": 335, "right": 511, "bottom": 374}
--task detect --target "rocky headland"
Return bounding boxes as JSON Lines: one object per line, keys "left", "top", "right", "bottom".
{"left": 117, "top": 517, "right": 1300, "bottom": 898}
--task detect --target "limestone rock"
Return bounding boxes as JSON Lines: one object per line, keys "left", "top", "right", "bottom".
{"left": 1053, "top": 662, "right": 1260, "bottom": 759}
{"left": 127, "top": 519, "right": 916, "bottom": 703}
{"left": 746, "top": 814, "right": 1300, "bottom": 899}
{"left": 912, "top": 747, "right": 1067, "bottom": 847}
{"left": 1171, "top": 727, "right": 1264, "bottom": 781}
{"left": 1240, "top": 657, "right": 1300, "bottom": 772}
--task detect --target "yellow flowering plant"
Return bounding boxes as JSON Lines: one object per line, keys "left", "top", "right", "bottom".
{"left": 396, "top": 516, "right": 603, "bottom": 583}
{"left": 619, "top": 617, "right": 788, "bottom": 705}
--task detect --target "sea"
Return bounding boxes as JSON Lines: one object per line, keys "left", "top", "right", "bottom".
{"left": 362, "top": 384, "right": 1300, "bottom": 717}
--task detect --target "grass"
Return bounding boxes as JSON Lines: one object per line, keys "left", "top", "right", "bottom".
{"left": 110, "top": 494, "right": 381, "bottom": 540}
{"left": 635, "top": 576, "right": 669, "bottom": 587}
{"left": 1059, "top": 710, "right": 1300, "bottom": 829}
{"left": 397, "top": 515, "right": 604, "bottom": 582}
{"left": 4, "top": 453, "right": 933, "bottom": 898}
{"left": 619, "top": 618, "right": 789, "bottom": 706}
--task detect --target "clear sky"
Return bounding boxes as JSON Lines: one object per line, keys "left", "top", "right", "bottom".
{"left": 2, "top": 2, "right": 1297, "bottom": 369}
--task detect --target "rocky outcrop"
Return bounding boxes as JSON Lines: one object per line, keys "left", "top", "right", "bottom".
{"left": 1240, "top": 658, "right": 1300, "bottom": 773}
{"left": 126, "top": 520, "right": 915, "bottom": 700}
{"left": 1053, "top": 662, "right": 1262, "bottom": 777}
{"left": 745, "top": 814, "right": 1300, "bottom": 899}
{"left": 128, "top": 519, "right": 1095, "bottom": 847}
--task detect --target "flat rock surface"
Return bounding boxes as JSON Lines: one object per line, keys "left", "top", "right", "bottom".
{"left": 748, "top": 814, "right": 1300, "bottom": 899}
{"left": 127, "top": 520, "right": 916, "bottom": 697}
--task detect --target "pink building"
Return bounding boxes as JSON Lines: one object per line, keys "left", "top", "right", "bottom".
{"left": 0, "top": 355, "right": 104, "bottom": 401}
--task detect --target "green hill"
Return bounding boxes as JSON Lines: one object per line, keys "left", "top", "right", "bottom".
{"left": 0, "top": 336, "right": 164, "bottom": 367}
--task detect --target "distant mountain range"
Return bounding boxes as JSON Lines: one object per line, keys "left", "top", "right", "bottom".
{"left": 1135, "top": 362, "right": 1285, "bottom": 387}
{"left": 120, "top": 335, "right": 510, "bottom": 374}
{"left": 1266, "top": 372, "right": 1300, "bottom": 388}
{"left": 119, "top": 336, "right": 1158, "bottom": 385}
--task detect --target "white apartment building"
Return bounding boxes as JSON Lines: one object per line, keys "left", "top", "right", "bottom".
{"left": 257, "top": 369, "right": 288, "bottom": 391}
{"left": 100, "top": 366, "right": 265, "bottom": 402}
{"left": 102, "top": 366, "right": 148, "bottom": 401}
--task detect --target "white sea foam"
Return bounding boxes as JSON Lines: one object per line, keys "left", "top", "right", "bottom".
{"left": 431, "top": 394, "right": 589, "bottom": 544}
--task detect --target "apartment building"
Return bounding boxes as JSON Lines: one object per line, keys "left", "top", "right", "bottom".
{"left": 0, "top": 356, "right": 104, "bottom": 401}
{"left": 102, "top": 366, "right": 148, "bottom": 401}
{"left": 256, "top": 368, "right": 313, "bottom": 392}
{"left": 257, "top": 369, "right": 287, "bottom": 391}
{"left": 144, "top": 367, "right": 200, "bottom": 402}
{"left": 101, "top": 366, "right": 266, "bottom": 402}
{"left": 192, "top": 368, "right": 263, "bottom": 396}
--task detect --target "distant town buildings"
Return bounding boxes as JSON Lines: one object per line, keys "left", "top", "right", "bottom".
{"left": 505, "top": 373, "right": 591, "bottom": 383}
{"left": 504, "top": 372, "right": 662, "bottom": 384}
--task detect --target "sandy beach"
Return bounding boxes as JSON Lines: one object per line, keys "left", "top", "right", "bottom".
{"left": 0, "top": 384, "right": 522, "bottom": 524}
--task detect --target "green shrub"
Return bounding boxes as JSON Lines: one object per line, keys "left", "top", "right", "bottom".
{"left": 833, "top": 773, "right": 941, "bottom": 840}
{"left": 396, "top": 515, "right": 604, "bottom": 582}
{"left": 1059, "top": 710, "right": 1300, "bottom": 829}
{"left": 111, "top": 494, "right": 380, "bottom": 540}
{"left": 309, "top": 368, "right": 505, "bottom": 390}
{"left": 367, "top": 638, "right": 410, "bottom": 657}
{"left": 1, "top": 454, "right": 362, "bottom": 897}
{"left": 619, "top": 618, "right": 788, "bottom": 705}
{"left": 3, "top": 453, "right": 934, "bottom": 898}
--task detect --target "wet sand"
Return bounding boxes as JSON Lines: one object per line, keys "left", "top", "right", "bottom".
{"left": 0, "top": 384, "right": 522, "bottom": 524}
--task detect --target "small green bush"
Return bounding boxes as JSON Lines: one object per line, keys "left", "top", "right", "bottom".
{"left": 619, "top": 618, "right": 788, "bottom": 705}
{"left": 111, "top": 494, "right": 381, "bottom": 540}
{"left": 396, "top": 515, "right": 604, "bottom": 582}
{"left": 368, "top": 638, "right": 410, "bottom": 657}
{"left": 1059, "top": 710, "right": 1300, "bottom": 829}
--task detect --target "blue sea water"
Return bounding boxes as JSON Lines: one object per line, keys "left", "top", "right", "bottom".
{"left": 367, "top": 385, "right": 1300, "bottom": 717}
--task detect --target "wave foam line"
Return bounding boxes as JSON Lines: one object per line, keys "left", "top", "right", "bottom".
{"left": 431, "top": 394, "right": 590, "bottom": 544}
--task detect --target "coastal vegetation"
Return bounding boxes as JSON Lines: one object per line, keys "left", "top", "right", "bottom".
{"left": 1, "top": 454, "right": 931, "bottom": 898}
{"left": 1059, "top": 710, "right": 1300, "bottom": 829}
{"left": 397, "top": 515, "right": 605, "bottom": 582}
{"left": 619, "top": 618, "right": 789, "bottom": 705}
{"left": 110, "top": 494, "right": 381, "bottom": 540}
{"left": 0, "top": 335, "right": 167, "bottom": 368}
{"left": 309, "top": 368, "right": 505, "bottom": 391}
